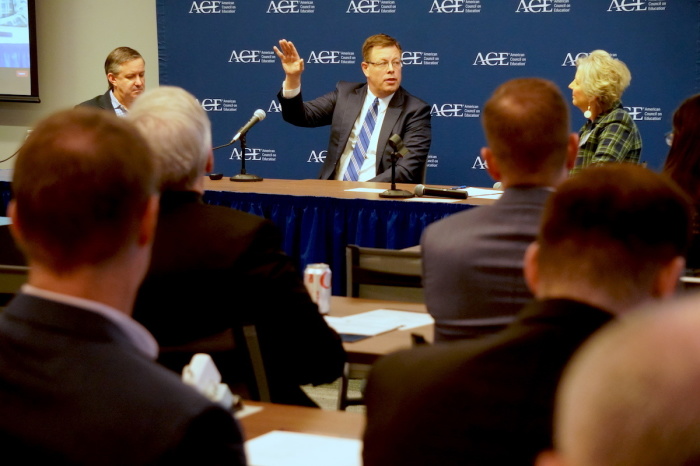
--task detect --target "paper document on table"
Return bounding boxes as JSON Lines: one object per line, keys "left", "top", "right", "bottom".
{"left": 467, "top": 187, "right": 503, "bottom": 199}
{"left": 326, "top": 309, "right": 434, "bottom": 338}
{"left": 408, "top": 197, "right": 461, "bottom": 203}
{"left": 345, "top": 187, "right": 385, "bottom": 193}
{"left": 246, "top": 430, "right": 362, "bottom": 466}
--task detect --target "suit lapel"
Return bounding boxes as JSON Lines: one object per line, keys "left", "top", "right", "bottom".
{"left": 337, "top": 85, "right": 366, "bottom": 150}
{"left": 376, "top": 88, "right": 405, "bottom": 171}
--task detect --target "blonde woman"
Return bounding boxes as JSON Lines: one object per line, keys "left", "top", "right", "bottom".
{"left": 568, "top": 50, "right": 642, "bottom": 173}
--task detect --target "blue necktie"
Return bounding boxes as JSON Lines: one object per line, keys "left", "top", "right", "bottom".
{"left": 344, "top": 98, "right": 379, "bottom": 181}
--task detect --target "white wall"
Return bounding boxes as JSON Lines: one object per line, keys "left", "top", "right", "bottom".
{"left": 0, "top": 0, "right": 159, "bottom": 168}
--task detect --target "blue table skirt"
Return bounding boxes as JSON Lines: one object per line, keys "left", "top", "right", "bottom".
{"left": 204, "top": 190, "right": 473, "bottom": 294}
{"left": 0, "top": 182, "right": 474, "bottom": 294}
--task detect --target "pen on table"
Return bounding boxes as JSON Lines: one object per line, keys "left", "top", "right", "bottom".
{"left": 450, "top": 185, "right": 467, "bottom": 190}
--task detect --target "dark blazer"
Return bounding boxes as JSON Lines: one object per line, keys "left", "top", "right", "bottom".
{"left": 76, "top": 89, "right": 116, "bottom": 113}
{"left": 132, "top": 191, "right": 346, "bottom": 407}
{"left": 363, "top": 299, "right": 614, "bottom": 466}
{"left": 278, "top": 81, "right": 431, "bottom": 183}
{"left": 421, "top": 186, "right": 553, "bottom": 341}
{"left": 0, "top": 293, "right": 246, "bottom": 465}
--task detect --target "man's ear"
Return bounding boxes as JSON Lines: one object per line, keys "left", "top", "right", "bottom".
{"left": 361, "top": 62, "right": 369, "bottom": 78}
{"left": 205, "top": 151, "right": 214, "bottom": 174}
{"left": 107, "top": 73, "right": 117, "bottom": 87}
{"left": 138, "top": 195, "right": 160, "bottom": 247}
{"left": 654, "top": 255, "right": 686, "bottom": 298}
{"left": 482, "top": 147, "right": 501, "bottom": 182}
{"left": 566, "top": 133, "right": 579, "bottom": 170}
{"left": 7, "top": 200, "right": 23, "bottom": 246}
{"left": 524, "top": 241, "right": 540, "bottom": 295}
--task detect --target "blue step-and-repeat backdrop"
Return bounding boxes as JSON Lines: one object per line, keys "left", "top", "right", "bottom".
{"left": 156, "top": 0, "right": 699, "bottom": 187}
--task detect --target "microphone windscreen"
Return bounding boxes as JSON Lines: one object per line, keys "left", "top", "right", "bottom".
{"left": 414, "top": 184, "right": 426, "bottom": 196}
{"left": 493, "top": 181, "right": 503, "bottom": 189}
{"left": 254, "top": 109, "right": 266, "bottom": 121}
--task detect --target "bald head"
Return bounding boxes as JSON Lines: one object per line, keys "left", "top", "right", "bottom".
{"left": 549, "top": 295, "right": 700, "bottom": 466}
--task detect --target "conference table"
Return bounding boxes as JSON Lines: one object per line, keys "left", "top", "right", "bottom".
{"left": 202, "top": 177, "right": 496, "bottom": 294}
{"left": 329, "top": 295, "right": 431, "bottom": 366}
{"left": 240, "top": 400, "right": 365, "bottom": 441}
{"left": 0, "top": 175, "right": 498, "bottom": 294}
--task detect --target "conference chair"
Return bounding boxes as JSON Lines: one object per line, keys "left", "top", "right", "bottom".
{"left": 0, "top": 264, "right": 28, "bottom": 310}
{"left": 339, "top": 245, "right": 424, "bottom": 409}
{"left": 159, "top": 325, "right": 271, "bottom": 403}
{"left": 345, "top": 244, "right": 424, "bottom": 303}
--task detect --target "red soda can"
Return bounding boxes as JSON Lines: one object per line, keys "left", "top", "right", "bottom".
{"left": 304, "top": 263, "right": 332, "bottom": 315}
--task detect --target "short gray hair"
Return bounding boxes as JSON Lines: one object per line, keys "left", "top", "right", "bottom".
{"left": 128, "top": 86, "right": 211, "bottom": 191}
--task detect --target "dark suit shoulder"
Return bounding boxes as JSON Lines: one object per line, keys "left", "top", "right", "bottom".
{"left": 76, "top": 90, "right": 115, "bottom": 113}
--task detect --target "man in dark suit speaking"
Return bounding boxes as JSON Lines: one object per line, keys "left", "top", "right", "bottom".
{"left": 0, "top": 108, "right": 246, "bottom": 464}
{"left": 274, "top": 34, "right": 431, "bottom": 183}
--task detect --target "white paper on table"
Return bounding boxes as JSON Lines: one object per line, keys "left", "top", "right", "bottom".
{"left": 344, "top": 187, "right": 386, "bottom": 193}
{"left": 245, "top": 430, "right": 362, "bottom": 466}
{"left": 471, "top": 192, "right": 502, "bottom": 199}
{"left": 326, "top": 309, "right": 434, "bottom": 336}
{"left": 407, "top": 197, "right": 461, "bottom": 203}
{"left": 325, "top": 315, "right": 401, "bottom": 337}
{"left": 466, "top": 187, "right": 504, "bottom": 197}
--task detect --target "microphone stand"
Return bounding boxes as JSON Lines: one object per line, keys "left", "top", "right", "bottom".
{"left": 379, "top": 150, "right": 413, "bottom": 199}
{"left": 211, "top": 134, "right": 263, "bottom": 182}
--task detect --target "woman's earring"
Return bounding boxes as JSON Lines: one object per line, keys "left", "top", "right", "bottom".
{"left": 584, "top": 105, "right": 592, "bottom": 119}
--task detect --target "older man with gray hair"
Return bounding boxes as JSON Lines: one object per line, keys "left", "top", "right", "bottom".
{"left": 129, "top": 86, "right": 345, "bottom": 407}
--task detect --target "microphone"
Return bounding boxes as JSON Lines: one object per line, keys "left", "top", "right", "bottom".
{"left": 388, "top": 134, "right": 409, "bottom": 157}
{"left": 493, "top": 181, "right": 503, "bottom": 189}
{"left": 231, "top": 109, "right": 266, "bottom": 143}
{"left": 414, "top": 184, "right": 468, "bottom": 200}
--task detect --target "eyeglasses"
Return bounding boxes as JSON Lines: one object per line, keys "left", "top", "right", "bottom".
{"left": 366, "top": 60, "right": 402, "bottom": 70}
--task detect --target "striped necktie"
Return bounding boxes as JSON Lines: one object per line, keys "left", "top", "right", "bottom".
{"left": 344, "top": 97, "right": 379, "bottom": 181}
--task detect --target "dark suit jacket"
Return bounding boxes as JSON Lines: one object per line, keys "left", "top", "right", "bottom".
{"left": 76, "top": 89, "right": 116, "bottom": 113}
{"left": 421, "top": 186, "right": 553, "bottom": 341}
{"left": 0, "top": 293, "right": 246, "bottom": 465}
{"left": 363, "top": 299, "right": 614, "bottom": 466}
{"left": 278, "top": 81, "right": 431, "bottom": 183}
{"left": 132, "top": 191, "right": 346, "bottom": 407}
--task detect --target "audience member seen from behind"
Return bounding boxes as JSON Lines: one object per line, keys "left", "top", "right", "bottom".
{"left": 128, "top": 86, "right": 345, "bottom": 407}
{"left": 77, "top": 46, "right": 145, "bottom": 116}
{"left": 363, "top": 164, "right": 691, "bottom": 466}
{"left": 663, "top": 94, "right": 700, "bottom": 270}
{"left": 0, "top": 108, "right": 246, "bottom": 464}
{"left": 538, "top": 294, "right": 700, "bottom": 466}
{"left": 274, "top": 33, "right": 431, "bottom": 183}
{"left": 568, "top": 50, "right": 641, "bottom": 173}
{"left": 421, "top": 78, "right": 578, "bottom": 341}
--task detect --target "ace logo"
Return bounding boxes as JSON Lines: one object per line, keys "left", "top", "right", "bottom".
{"left": 189, "top": 1, "right": 221, "bottom": 13}
{"left": 607, "top": 0, "right": 647, "bottom": 11}
{"left": 429, "top": 0, "right": 465, "bottom": 13}
{"left": 515, "top": 0, "right": 552, "bottom": 12}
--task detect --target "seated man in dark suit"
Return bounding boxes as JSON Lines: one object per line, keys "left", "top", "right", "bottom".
{"left": 539, "top": 294, "right": 700, "bottom": 466}
{"left": 0, "top": 108, "right": 246, "bottom": 464}
{"left": 421, "top": 78, "right": 578, "bottom": 341}
{"left": 363, "top": 164, "right": 691, "bottom": 466}
{"left": 273, "top": 34, "right": 431, "bottom": 183}
{"left": 77, "top": 46, "right": 145, "bottom": 116}
{"left": 128, "top": 86, "right": 346, "bottom": 407}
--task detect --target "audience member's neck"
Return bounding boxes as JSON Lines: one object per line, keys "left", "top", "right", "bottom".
{"left": 499, "top": 168, "right": 567, "bottom": 190}
{"left": 537, "top": 283, "right": 652, "bottom": 317}
{"left": 188, "top": 175, "right": 205, "bottom": 195}
{"left": 27, "top": 259, "right": 143, "bottom": 315}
